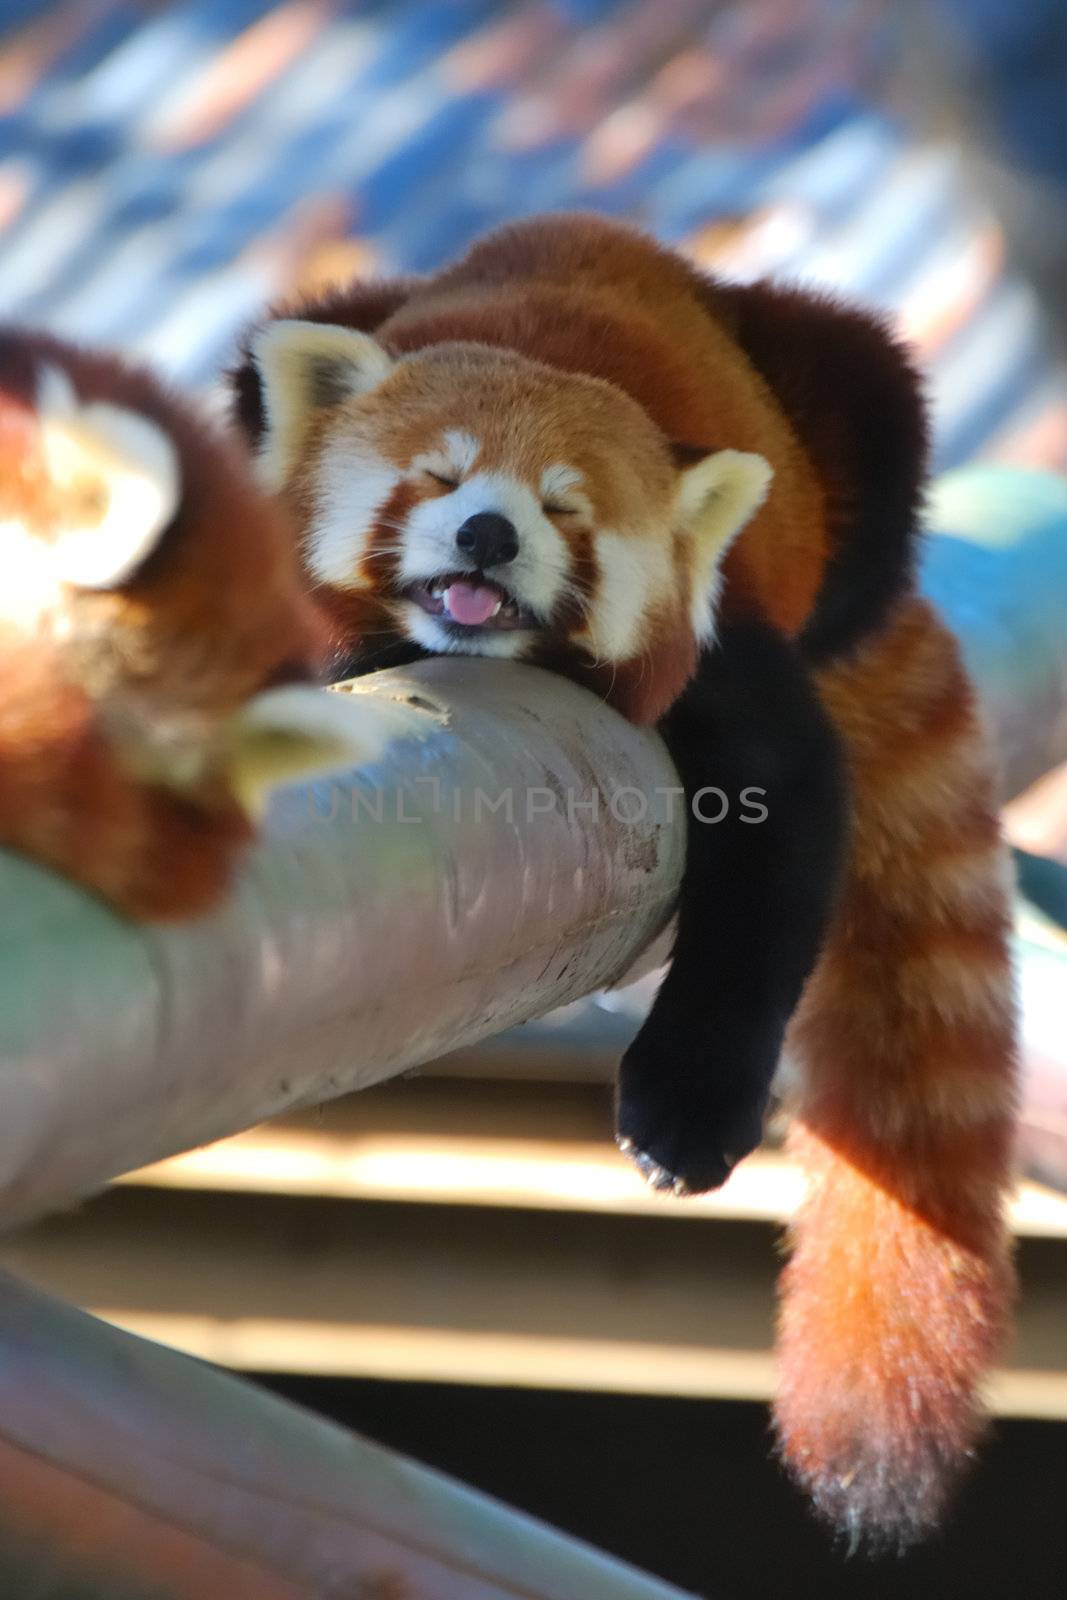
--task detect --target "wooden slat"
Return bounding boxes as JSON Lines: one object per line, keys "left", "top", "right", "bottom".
{"left": 118, "top": 1078, "right": 1067, "bottom": 1239}
{"left": 4, "top": 1186, "right": 1067, "bottom": 1419}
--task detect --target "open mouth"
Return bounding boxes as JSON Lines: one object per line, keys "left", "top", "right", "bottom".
{"left": 404, "top": 574, "right": 537, "bottom": 632}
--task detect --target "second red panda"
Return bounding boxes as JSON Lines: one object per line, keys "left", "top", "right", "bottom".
{"left": 1, "top": 328, "right": 359, "bottom": 919}
{"left": 231, "top": 214, "right": 1018, "bottom": 1550}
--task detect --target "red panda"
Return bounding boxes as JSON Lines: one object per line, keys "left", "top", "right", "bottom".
{"left": 0, "top": 328, "right": 357, "bottom": 919}
{"left": 230, "top": 214, "right": 1019, "bottom": 1550}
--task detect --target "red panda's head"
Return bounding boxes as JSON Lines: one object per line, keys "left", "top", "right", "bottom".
{"left": 1, "top": 329, "right": 359, "bottom": 839}
{"left": 248, "top": 323, "right": 773, "bottom": 722}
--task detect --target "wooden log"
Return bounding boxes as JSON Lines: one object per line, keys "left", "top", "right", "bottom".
{"left": 0, "top": 1271, "right": 696, "bottom": 1600}
{"left": 0, "top": 659, "right": 683, "bottom": 1228}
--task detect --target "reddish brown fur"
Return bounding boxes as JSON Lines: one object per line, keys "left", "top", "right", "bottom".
{"left": 236, "top": 217, "right": 829, "bottom": 654}
{"left": 1, "top": 329, "right": 327, "bottom": 918}
{"left": 778, "top": 597, "right": 1016, "bottom": 1546}
{"left": 562, "top": 608, "right": 700, "bottom": 728}
{"left": 233, "top": 215, "right": 1018, "bottom": 1545}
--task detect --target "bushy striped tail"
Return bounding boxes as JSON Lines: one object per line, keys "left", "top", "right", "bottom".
{"left": 775, "top": 596, "right": 1019, "bottom": 1551}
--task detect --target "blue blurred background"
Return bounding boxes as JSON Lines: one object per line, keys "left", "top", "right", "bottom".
{"left": 2, "top": 0, "right": 1067, "bottom": 477}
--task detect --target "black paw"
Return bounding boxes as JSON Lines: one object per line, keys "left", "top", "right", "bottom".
{"left": 616, "top": 1037, "right": 771, "bottom": 1196}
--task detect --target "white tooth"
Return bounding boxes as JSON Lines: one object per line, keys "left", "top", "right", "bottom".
{"left": 488, "top": 597, "right": 502, "bottom": 617}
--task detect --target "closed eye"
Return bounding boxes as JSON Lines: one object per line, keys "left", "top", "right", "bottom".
{"left": 543, "top": 502, "right": 578, "bottom": 516}
{"left": 426, "top": 469, "right": 459, "bottom": 489}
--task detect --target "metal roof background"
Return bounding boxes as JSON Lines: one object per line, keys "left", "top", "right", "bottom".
{"left": 2, "top": 0, "right": 1066, "bottom": 474}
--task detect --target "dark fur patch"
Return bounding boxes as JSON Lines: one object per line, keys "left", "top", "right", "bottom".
{"left": 617, "top": 618, "right": 848, "bottom": 1190}
{"left": 306, "top": 356, "right": 358, "bottom": 412}
{"left": 701, "top": 278, "right": 929, "bottom": 660}
{"left": 669, "top": 441, "right": 712, "bottom": 469}
{"left": 0, "top": 328, "right": 44, "bottom": 410}
{"left": 313, "top": 551, "right": 427, "bottom": 682}
{"left": 328, "top": 633, "right": 428, "bottom": 683}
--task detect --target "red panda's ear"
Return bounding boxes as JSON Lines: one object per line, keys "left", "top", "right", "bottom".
{"left": 676, "top": 447, "right": 773, "bottom": 535}
{"left": 37, "top": 365, "right": 180, "bottom": 590}
{"left": 249, "top": 321, "right": 394, "bottom": 493}
{"left": 224, "top": 684, "right": 392, "bottom": 817}
{"left": 676, "top": 448, "right": 773, "bottom": 637}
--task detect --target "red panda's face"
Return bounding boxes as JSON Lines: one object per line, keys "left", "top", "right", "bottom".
{"left": 304, "top": 350, "right": 685, "bottom": 667}
{"left": 1, "top": 330, "right": 353, "bottom": 816}
{"left": 251, "top": 327, "right": 773, "bottom": 721}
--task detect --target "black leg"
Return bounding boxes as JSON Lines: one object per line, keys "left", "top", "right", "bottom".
{"left": 617, "top": 619, "right": 848, "bottom": 1193}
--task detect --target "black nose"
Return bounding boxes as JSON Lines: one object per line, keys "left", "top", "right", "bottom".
{"left": 455, "top": 511, "right": 518, "bottom": 568}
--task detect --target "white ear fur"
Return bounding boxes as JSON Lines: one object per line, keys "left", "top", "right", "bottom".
{"left": 677, "top": 449, "right": 773, "bottom": 640}
{"left": 250, "top": 321, "right": 395, "bottom": 493}
{"left": 676, "top": 448, "right": 773, "bottom": 549}
{"left": 37, "top": 364, "right": 181, "bottom": 590}
{"left": 225, "top": 684, "right": 387, "bottom": 817}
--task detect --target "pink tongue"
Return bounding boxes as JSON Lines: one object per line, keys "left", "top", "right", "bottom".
{"left": 444, "top": 580, "right": 501, "bottom": 626}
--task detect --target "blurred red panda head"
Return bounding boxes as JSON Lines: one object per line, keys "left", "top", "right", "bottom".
{"left": 0, "top": 329, "right": 361, "bottom": 915}
{"left": 247, "top": 323, "right": 774, "bottom": 722}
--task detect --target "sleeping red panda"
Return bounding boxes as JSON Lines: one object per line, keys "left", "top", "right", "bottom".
{"left": 0, "top": 328, "right": 356, "bottom": 919}
{"left": 230, "top": 214, "right": 1018, "bottom": 1550}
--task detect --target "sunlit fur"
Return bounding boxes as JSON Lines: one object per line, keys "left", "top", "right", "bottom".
{"left": 777, "top": 597, "right": 1017, "bottom": 1550}
{"left": 259, "top": 336, "right": 771, "bottom": 700}
{"left": 233, "top": 214, "right": 1019, "bottom": 1549}
{"left": 239, "top": 278, "right": 781, "bottom": 724}
{"left": 0, "top": 328, "right": 329, "bottom": 919}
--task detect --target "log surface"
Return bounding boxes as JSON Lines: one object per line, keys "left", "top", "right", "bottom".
{"left": 0, "top": 660, "right": 684, "bottom": 1229}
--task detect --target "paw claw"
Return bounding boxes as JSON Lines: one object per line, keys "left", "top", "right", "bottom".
{"left": 633, "top": 1151, "right": 669, "bottom": 1189}
{"left": 626, "top": 1147, "right": 690, "bottom": 1194}
{"left": 616, "top": 1123, "right": 735, "bottom": 1196}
